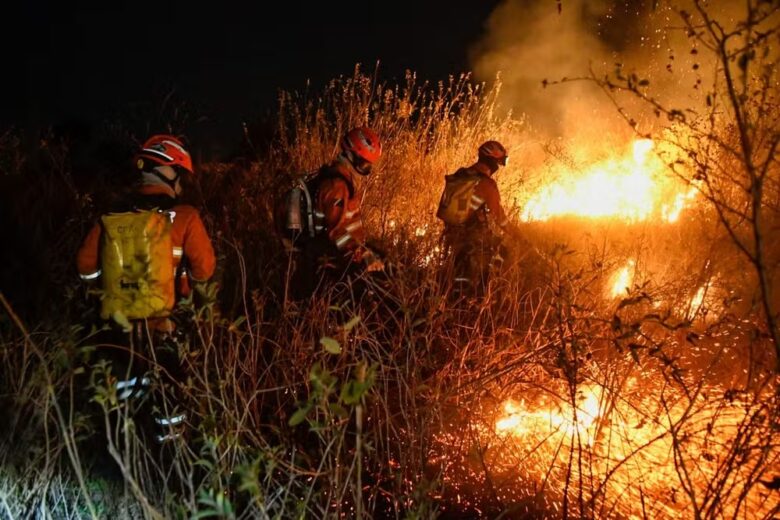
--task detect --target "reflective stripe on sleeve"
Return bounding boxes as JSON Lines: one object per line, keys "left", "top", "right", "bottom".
{"left": 335, "top": 233, "right": 352, "bottom": 249}
{"left": 345, "top": 221, "right": 362, "bottom": 233}
{"left": 79, "top": 270, "right": 102, "bottom": 280}
{"left": 172, "top": 247, "right": 183, "bottom": 258}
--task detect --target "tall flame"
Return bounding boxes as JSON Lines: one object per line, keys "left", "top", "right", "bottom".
{"left": 520, "top": 139, "right": 695, "bottom": 223}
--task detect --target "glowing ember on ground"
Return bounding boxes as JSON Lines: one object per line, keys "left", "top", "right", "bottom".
{"left": 431, "top": 372, "right": 777, "bottom": 518}
{"left": 520, "top": 139, "right": 696, "bottom": 223}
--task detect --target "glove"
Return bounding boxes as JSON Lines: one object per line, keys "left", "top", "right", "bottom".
{"left": 366, "top": 258, "right": 385, "bottom": 273}
{"left": 361, "top": 248, "right": 385, "bottom": 273}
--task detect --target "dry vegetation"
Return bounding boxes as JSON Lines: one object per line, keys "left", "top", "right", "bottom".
{"left": 1, "top": 3, "right": 780, "bottom": 517}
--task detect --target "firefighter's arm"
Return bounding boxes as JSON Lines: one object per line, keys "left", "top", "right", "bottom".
{"left": 76, "top": 223, "right": 102, "bottom": 281}
{"left": 183, "top": 211, "right": 216, "bottom": 282}
{"left": 321, "top": 179, "right": 381, "bottom": 269}
{"left": 322, "top": 181, "right": 362, "bottom": 250}
{"left": 482, "top": 180, "right": 510, "bottom": 229}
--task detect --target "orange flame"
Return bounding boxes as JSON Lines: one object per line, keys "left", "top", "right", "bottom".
{"left": 482, "top": 378, "right": 773, "bottom": 517}
{"left": 520, "top": 139, "right": 695, "bottom": 223}
{"left": 609, "top": 259, "right": 635, "bottom": 298}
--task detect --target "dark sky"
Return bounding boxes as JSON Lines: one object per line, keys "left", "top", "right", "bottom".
{"left": 2, "top": 1, "right": 502, "bottom": 151}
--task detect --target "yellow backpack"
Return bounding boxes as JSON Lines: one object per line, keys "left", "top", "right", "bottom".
{"left": 436, "top": 172, "right": 480, "bottom": 225}
{"left": 99, "top": 209, "right": 175, "bottom": 320}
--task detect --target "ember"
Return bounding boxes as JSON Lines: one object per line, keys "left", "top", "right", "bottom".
{"left": 432, "top": 372, "right": 778, "bottom": 518}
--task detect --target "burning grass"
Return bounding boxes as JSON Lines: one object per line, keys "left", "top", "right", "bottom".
{"left": 0, "top": 63, "right": 779, "bottom": 519}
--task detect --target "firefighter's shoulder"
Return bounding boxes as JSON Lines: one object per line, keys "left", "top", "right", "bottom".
{"left": 169, "top": 204, "right": 204, "bottom": 222}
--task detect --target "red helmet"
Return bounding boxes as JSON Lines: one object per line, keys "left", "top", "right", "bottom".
{"left": 135, "top": 134, "right": 194, "bottom": 174}
{"left": 341, "top": 126, "right": 382, "bottom": 175}
{"left": 478, "top": 140, "right": 508, "bottom": 166}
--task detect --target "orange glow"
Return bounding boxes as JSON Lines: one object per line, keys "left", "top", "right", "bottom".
{"left": 474, "top": 378, "right": 772, "bottom": 518}
{"left": 496, "top": 387, "right": 603, "bottom": 446}
{"left": 520, "top": 139, "right": 695, "bottom": 223}
{"left": 609, "top": 259, "right": 635, "bottom": 298}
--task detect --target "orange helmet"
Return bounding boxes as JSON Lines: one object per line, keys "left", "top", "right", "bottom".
{"left": 478, "top": 140, "right": 508, "bottom": 166}
{"left": 341, "top": 126, "right": 382, "bottom": 175}
{"left": 135, "top": 134, "right": 194, "bottom": 174}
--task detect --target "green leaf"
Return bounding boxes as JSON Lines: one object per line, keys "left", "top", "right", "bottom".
{"left": 111, "top": 311, "right": 131, "bottom": 332}
{"left": 340, "top": 366, "right": 376, "bottom": 405}
{"left": 320, "top": 336, "right": 341, "bottom": 355}
{"left": 340, "top": 380, "right": 365, "bottom": 405}
{"left": 229, "top": 315, "right": 246, "bottom": 331}
{"left": 342, "top": 315, "right": 361, "bottom": 332}
{"left": 329, "top": 402, "right": 349, "bottom": 419}
{"left": 288, "top": 404, "right": 311, "bottom": 426}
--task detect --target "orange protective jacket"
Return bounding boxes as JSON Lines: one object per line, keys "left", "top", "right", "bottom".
{"left": 312, "top": 160, "right": 372, "bottom": 263}
{"left": 76, "top": 185, "right": 216, "bottom": 294}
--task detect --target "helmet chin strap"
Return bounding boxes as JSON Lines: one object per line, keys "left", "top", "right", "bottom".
{"left": 480, "top": 157, "right": 500, "bottom": 175}
{"left": 343, "top": 150, "right": 372, "bottom": 176}
{"left": 338, "top": 152, "right": 359, "bottom": 174}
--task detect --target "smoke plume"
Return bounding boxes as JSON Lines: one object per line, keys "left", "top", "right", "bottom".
{"left": 470, "top": 0, "right": 744, "bottom": 145}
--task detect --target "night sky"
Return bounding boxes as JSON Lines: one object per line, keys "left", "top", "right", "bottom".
{"left": 2, "top": 1, "right": 502, "bottom": 153}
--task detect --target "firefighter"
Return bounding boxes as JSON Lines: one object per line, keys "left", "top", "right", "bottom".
{"left": 284, "top": 126, "right": 384, "bottom": 298}
{"left": 76, "top": 134, "right": 216, "bottom": 444}
{"left": 436, "top": 140, "right": 510, "bottom": 295}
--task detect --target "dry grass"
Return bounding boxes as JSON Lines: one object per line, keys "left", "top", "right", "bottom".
{"left": 0, "top": 66, "right": 778, "bottom": 519}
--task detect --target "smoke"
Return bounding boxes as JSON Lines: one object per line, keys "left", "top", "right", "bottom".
{"left": 470, "top": 0, "right": 747, "bottom": 146}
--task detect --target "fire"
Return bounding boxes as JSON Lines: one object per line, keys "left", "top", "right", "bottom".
{"left": 682, "top": 278, "right": 721, "bottom": 320}
{"left": 462, "top": 377, "right": 773, "bottom": 518}
{"left": 689, "top": 283, "right": 707, "bottom": 312}
{"left": 521, "top": 139, "right": 695, "bottom": 223}
{"left": 609, "top": 259, "right": 635, "bottom": 298}
{"left": 496, "top": 386, "right": 602, "bottom": 440}
{"left": 662, "top": 185, "right": 698, "bottom": 223}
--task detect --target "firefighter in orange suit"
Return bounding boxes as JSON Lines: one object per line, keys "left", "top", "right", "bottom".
{"left": 291, "top": 126, "right": 384, "bottom": 297}
{"left": 76, "top": 134, "right": 215, "bottom": 444}
{"left": 437, "top": 140, "right": 510, "bottom": 294}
